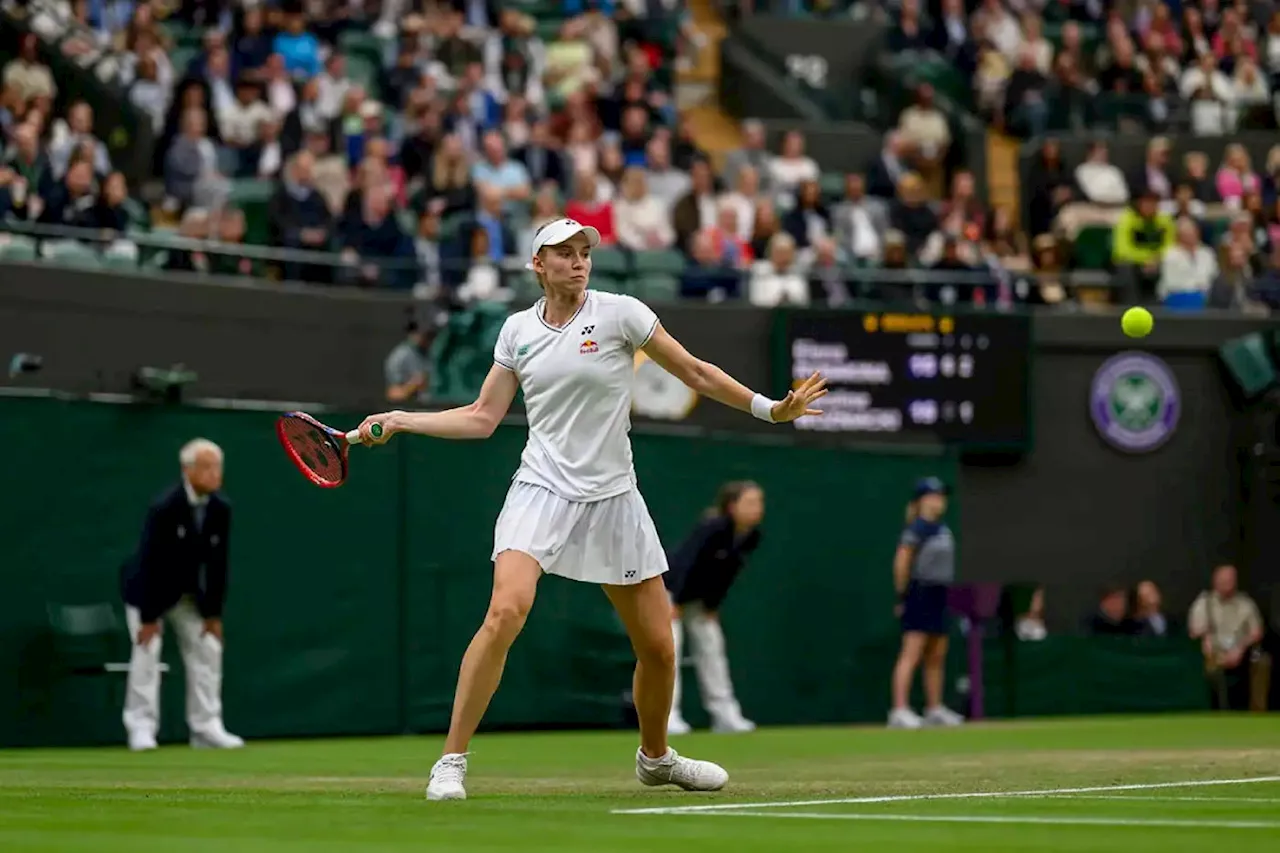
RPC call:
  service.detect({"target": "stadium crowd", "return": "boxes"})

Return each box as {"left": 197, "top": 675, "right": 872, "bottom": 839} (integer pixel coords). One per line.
{"left": 0, "top": 0, "right": 1278, "bottom": 312}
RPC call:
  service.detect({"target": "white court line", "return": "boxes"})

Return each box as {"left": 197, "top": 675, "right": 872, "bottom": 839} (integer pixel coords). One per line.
{"left": 666, "top": 812, "right": 1280, "bottom": 830}
{"left": 1036, "top": 795, "right": 1280, "bottom": 805}
{"left": 611, "top": 775, "right": 1280, "bottom": 815}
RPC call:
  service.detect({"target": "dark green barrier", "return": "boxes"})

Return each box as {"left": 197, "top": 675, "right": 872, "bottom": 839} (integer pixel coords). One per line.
{"left": 2, "top": 396, "right": 402, "bottom": 747}
{"left": 0, "top": 394, "right": 1211, "bottom": 746}
{"left": 983, "top": 635, "right": 1210, "bottom": 718}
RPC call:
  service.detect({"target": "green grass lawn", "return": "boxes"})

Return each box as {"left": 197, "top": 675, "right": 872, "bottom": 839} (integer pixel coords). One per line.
{"left": 3, "top": 714, "right": 1279, "bottom": 851}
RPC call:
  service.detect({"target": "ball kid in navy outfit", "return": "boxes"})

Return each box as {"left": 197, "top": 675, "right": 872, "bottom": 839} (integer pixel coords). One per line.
{"left": 887, "top": 477, "right": 965, "bottom": 729}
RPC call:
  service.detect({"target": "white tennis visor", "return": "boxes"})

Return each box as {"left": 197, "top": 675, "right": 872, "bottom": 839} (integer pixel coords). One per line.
{"left": 524, "top": 218, "right": 601, "bottom": 270}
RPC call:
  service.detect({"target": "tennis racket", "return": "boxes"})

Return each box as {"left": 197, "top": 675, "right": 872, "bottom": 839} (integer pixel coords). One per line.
{"left": 275, "top": 411, "right": 382, "bottom": 488}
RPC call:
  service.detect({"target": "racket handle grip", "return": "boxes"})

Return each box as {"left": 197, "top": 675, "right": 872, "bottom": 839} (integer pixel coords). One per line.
{"left": 345, "top": 423, "right": 384, "bottom": 445}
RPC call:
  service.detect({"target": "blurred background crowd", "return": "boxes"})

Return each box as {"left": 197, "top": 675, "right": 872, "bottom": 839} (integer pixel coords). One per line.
{"left": 1, "top": 0, "right": 1280, "bottom": 313}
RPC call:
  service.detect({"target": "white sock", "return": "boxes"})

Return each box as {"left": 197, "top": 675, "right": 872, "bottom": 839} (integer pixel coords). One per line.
{"left": 639, "top": 747, "right": 674, "bottom": 766}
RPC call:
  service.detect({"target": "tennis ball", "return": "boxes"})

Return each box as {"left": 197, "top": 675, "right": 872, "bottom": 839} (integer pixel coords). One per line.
{"left": 1121, "top": 306, "right": 1153, "bottom": 338}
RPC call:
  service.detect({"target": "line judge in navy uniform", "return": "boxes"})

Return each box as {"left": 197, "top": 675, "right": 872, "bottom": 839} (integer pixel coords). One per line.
{"left": 119, "top": 438, "right": 244, "bottom": 751}
{"left": 663, "top": 481, "right": 764, "bottom": 736}
{"left": 887, "top": 477, "right": 965, "bottom": 730}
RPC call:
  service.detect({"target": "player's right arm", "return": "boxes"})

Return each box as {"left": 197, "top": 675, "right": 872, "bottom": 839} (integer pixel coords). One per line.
{"left": 357, "top": 364, "right": 519, "bottom": 442}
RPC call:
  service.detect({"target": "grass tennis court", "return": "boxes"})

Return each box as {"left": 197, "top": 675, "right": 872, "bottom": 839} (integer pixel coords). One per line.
{"left": 3, "top": 714, "right": 1278, "bottom": 851}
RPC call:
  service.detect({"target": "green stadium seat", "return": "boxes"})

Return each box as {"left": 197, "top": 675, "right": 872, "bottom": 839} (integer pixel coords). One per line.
{"left": 591, "top": 274, "right": 628, "bottom": 294}
{"left": 227, "top": 179, "right": 276, "bottom": 246}
{"left": 337, "top": 30, "right": 389, "bottom": 70}
{"left": 589, "top": 246, "right": 629, "bottom": 277}
{"left": 170, "top": 46, "right": 198, "bottom": 79}
{"left": 42, "top": 240, "right": 104, "bottom": 269}
{"left": 1073, "top": 225, "right": 1112, "bottom": 270}
{"left": 633, "top": 249, "right": 686, "bottom": 276}
{"left": 346, "top": 54, "right": 382, "bottom": 101}
{"left": 819, "top": 172, "right": 845, "bottom": 201}
{"left": 631, "top": 274, "right": 680, "bottom": 302}
{"left": 0, "top": 235, "right": 37, "bottom": 261}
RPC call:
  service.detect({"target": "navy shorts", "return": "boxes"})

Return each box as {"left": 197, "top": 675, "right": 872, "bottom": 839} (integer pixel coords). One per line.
{"left": 901, "top": 581, "right": 950, "bottom": 636}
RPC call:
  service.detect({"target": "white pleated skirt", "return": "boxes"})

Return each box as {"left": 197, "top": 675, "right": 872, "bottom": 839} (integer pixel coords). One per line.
{"left": 491, "top": 480, "right": 669, "bottom": 585}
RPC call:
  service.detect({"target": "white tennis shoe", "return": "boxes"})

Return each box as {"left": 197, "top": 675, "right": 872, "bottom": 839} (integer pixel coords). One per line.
{"left": 635, "top": 747, "right": 728, "bottom": 791}
{"left": 924, "top": 705, "right": 965, "bottom": 727}
{"left": 887, "top": 707, "right": 924, "bottom": 729}
{"left": 426, "top": 753, "right": 468, "bottom": 801}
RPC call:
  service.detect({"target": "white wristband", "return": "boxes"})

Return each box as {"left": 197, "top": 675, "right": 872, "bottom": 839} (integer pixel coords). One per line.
{"left": 750, "top": 393, "right": 777, "bottom": 423}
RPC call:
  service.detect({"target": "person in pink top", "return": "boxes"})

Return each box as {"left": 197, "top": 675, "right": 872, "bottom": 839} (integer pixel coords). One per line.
{"left": 564, "top": 170, "right": 616, "bottom": 244}
{"left": 1216, "top": 144, "right": 1260, "bottom": 208}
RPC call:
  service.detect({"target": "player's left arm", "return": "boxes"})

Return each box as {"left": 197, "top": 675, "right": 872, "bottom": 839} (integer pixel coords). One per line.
{"left": 641, "top": 322, "right": 827, "bottom": 424}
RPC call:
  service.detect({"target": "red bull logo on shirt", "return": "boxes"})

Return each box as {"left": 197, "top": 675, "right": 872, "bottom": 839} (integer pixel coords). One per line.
{"left": 579, "top": 339, "right": 599, "bottom": 355}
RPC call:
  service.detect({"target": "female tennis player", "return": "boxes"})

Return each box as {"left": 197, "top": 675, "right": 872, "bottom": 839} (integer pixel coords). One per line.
{"left": 354, "top": 218, "right": 826, "bottom": 800}
{"left": 665, "top": 480, "right": 764, "bottom": 736}
{"left": 888, "top": 477, "right": 964, "bottom": 729}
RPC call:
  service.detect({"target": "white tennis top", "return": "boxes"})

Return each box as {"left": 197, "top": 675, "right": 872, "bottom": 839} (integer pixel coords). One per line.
{"left": 494, "top": 290, "right": 659, "bottom": 502}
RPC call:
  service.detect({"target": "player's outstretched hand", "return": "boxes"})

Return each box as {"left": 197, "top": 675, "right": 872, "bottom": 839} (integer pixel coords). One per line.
{"left": 357, "top": 412, "right": 401, "bottom": 445}
{"left": 770, "top": 371, "right": 828, "bottom": 423}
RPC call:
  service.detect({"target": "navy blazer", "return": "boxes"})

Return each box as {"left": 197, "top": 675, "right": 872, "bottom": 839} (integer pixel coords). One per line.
{"left": 120, "top": 483, "right": 231, "bottom": 624}
{"left": 664, "top": 515, "right": 762, "bottom": 611}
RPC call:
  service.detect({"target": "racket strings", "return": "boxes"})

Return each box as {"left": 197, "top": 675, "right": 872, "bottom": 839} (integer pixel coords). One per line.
{"left": 281, "top": 418, "right": 344, "bottom": 484}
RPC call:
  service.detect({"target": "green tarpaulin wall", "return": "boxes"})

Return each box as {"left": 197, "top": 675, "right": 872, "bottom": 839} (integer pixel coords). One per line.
{"left": 0, "top": 396, "right": 1206, "bottom": 747}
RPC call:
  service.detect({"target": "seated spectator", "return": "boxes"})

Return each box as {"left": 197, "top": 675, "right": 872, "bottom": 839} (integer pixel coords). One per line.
{"left": 273, "top": 13, "right": 322, "bottom": 81}
{"left": 866, "top": 131, "right": 911, "bottom": 201}
{"left": 268, "top": 151, "right": 334, "bottom": 284}
{"left": 3, "top": 123, "right": 51, "bottom": 218}
{"left": 722, "top": 119, "right": 773, "bottom": 195}
{"left": 1113, "top": 190, "right": 1175, "bottom": 298}
{"left": 343, "top": 185, "right": 414, "bottom": 289}
{"left": 1163, "top": 182, "right": 1207, "bottom": 224}
{"left": 1131, "top": 581, "right": 1173, "bottom": 637}
{"left": 1158, "top": 217, "right": 1219, "bottom": 307}
{"left": 673, "top": 158, "right": 718, "bottom": 254}
{"left": 470, "top": 183, "right": 516, "bottom": 261}
{"left": 164, "top": 208, "right": 213, "bottom": 275}
{"left": 564, "top": 170, "right": 616, "bottom": 245}
{"left": 264, "top": 54, "right": 299, "bottom": 118}
{"left": 1189, "top": 564, "right": 1265, "bottom": 711}
{"left": 597, "top": 144, "right": 625, "bottom": 199}
{"left": 218, "top": 78, "right": 274, "bottom": 172}
{"left": 210, "top": 208, "right": 255, "bottom": 278}
{"left": 985, "top": 208, "right": 1028, "bottom": 273}
{"left": 897, "top": 83, "right": 950, "bottom": 192}
{"left": 1127, "top": 138, "right": 1173, "bottom": 204}
{"left": 681, "top": 228, "right": 742, "bottom": 301}
{"left": 37, "top": 158, "right": 99, "bottom": 233}
{"left": 1209, "top": 243, "right": 1268, "bottom": 310}
{"left": 129, "top": 54, "right": 169, "bottom": 135}
{"left": 644, "top": 137, "right": 690, "bottom": 215}
{"left": 706, "top": 203, "right": 753, "bottom": 269}
{"left": 233, "top": 5, "right": 273, "bottom": 80}
{"left": 49, "top": 101, "right": 110, "bottom": 180}
{"left": 514, "top": 120, "right": 566, "bottom": 192}
{"left": 1016, "top": 586, "right": 1047, "bottom": 641}
{"left": 930, "top": 0, "right": 977, "bottom": 77}
{"left": 1085, "top": 585, "right": 1137, "bottom": 635}
{"left": 749, "top": 232, "right": 808, "bottom": 307}
{"left": 421, "top": 133, "right": 476, "bottom": 219}
{"left": 1230, "top": 56, "right": 1270, "bottom": 118}
{"left": 719, "top": 164, "right": 762, "bottom": 243}
{"left": 617, "top": 105, "right": 651, "bottom": 168}
{"left": 414, "top": 211, "right": 443, "bottom": 296}
{"left": 614, "top": 167, "right": 674, "bottom": 251}
{"left": 889, "top": 0, "right": 931, "bottom": 53}
{"left": 486, "top": 10, "right": 546, "bottom": 110}
{"left": 1181, "top": 151, "right": 1216, "bottom": 203}
{"left": 3, "top": 33, "right": 56, "bottom": 104}
{"left": 889, "top": 172, "right": 939, "bottom": 258}
{"left": 1027, "top": 139, "right": 1072, "bottom": 239}
{"left": 782, "top": 179, "right": 831, "bottom": 250}
{"left": 1217, "top": 144, "right": 1261, "bottom": 209}
{"left": 164, "top": 108, "right": 226, "bottom": 211}
{"left": 939, "top": 170, "right": 988, "bottom": 239}
{"left": 1075, "top": 141, "right": 1128, "bottom": 206}
{"left": 458, "top": 226, "right": 506, "bottom": 303}
{"left": 832, "top": 173, "right": 886, "bottom": 265}
{"left": 748, "top": 199, "right": 781, "bottom": 260}
{"left": 1218, "top": 212, "right": 1262, "bottom": 274}
{"left": 301, "top": 130, "right": 350, "bottom": 216}
{"left": 808, "top": 237, "right": 852, "bottom": 305}
{"left": 472, "top": 130, "right": 531, "bottom": 208}
{"left": 767, "top": 130, "right": 819, "bottom": 201}
{"left": 973, "top": 0, "right": 1022, "bottom": 61}
{"left": 94, "top": 171, "right": 133, "bottom": 235}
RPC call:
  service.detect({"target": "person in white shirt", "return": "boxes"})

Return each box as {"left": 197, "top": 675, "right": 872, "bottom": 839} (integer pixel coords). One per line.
{"left": 748, "top": 232, "right": 810, "bottom": 306}
{"left": 614, "top": 167, "right": 676, "bottom": 250}
{"left": 353, "top": 218, "right": 827, "bottom": 801}
{"left": 767, "top": 130, "right": 819, "bottom": 199}
{"left": 218, "top": 79, "right": 275, "bottom": 150}
{"left": 1074, "top": 141, "right": 1129, "bottom": 206}
{"left": 719, "top": 164, "right": 762, "bottom": 242}
{"left": 1158, "top": 217, "right": 1219, "bottom": 301}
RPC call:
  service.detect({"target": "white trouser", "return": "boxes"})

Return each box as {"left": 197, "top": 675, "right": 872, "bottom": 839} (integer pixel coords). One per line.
{"left": 123, "top": 598, "right": 226, "bottom": 738}
{"left": 670, "top": 602, "right": 746, "bottom": 727}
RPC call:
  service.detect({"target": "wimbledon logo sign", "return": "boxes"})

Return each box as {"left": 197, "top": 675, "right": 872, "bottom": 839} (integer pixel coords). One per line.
{"left": 1089, "top": 351, "right": 1181, "bottom": 453}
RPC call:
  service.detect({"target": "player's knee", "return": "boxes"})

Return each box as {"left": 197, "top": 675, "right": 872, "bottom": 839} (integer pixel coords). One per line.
{"left": 637, "top": 631, "right": 677, "bottom": 671}
{"left": 482, "top": 599, "right": 530, "bottom": 641}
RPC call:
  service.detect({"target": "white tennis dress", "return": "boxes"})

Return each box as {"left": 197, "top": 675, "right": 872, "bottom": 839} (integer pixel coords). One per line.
{"left": 490, "top": 289, "right": 668, "bottom": 585}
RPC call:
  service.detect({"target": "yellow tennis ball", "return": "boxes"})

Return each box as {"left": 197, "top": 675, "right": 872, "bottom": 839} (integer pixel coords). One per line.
{"left": 1121, "top": 307, "right": 1153, "bottom": 338}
